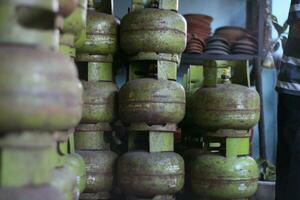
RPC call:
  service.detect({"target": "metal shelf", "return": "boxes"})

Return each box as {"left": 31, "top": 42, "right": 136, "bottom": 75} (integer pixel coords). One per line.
{"left": 181, "top": 53, "right": 258, "bottom": 65}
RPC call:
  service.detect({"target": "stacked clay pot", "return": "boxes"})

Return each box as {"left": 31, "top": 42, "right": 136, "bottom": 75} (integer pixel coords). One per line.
{"left": 0, "top": 1, "right": 83, "bottom": 200}
{"left": 184, "top": 14, "right": 213, "bottom": 53}
{"left": 74, "top": 1, "right": 118, "bottom": 200}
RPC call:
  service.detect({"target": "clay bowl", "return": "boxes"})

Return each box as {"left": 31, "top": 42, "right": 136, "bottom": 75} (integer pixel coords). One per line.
{"left": 232, "top": 40, "right": 257, "bottom": 49}
{"left": 204, "top": 49, "right": 229, "bottom": 55}
{"left": 214, "top": 26, "right": 249, "bottom": 43}
{"left": 232, "top": 46, "right": 258, "bottom": 54}
{"left": 240, "top": 35, "right": 258, "bottom": 44}
{"left": 232, "top": 49, "right": 257, "bottom": 55}
{"left": 206, "top": 36, "right": 230, "bottom": 46}
{"left": 184, "top": 14, "right": 213, "bottom": 24}
{"left": 205, "top": 45, "right": 230, "bottom": 53}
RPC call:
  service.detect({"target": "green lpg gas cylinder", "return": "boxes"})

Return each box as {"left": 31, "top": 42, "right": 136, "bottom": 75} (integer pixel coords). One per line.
{"left": 193, "top": 83, "right": 260, "bottom": 130}
{"left": 77, "top": 150, "right": 118, "bottom": 198}
{"left": 190, "top": 154, "right": 258, "bottom": 199}
{"left": 81, "top": 81, "right": 118, "bottom": 123}
{"left": 117, "top": 151, "right": 185, "bottom": 198}
{"left": 119, "top": 78, "right": 186, "bottom": 125}
{"left": 0, "top": 45, "right": 83, "bottom": 132}
{"left": 0, "top": 0, "right": 59, "bottom": 49}
{"left": 120, "top": 8, "right": 186, "bottom": 56}
{"left": 193, "top": 61, "right": 260, "bottom": 131}
{"left": 76, "top": 9, "right": 118, "bottom": 55}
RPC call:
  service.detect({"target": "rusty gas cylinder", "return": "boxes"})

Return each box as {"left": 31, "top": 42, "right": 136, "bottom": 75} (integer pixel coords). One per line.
{"left": 190, "top": 154, "right": 258, "bottom": 199}
{"left": 117, "top": 151, "right": 184, "bottom": 198}
{"left": 76, "top": 9, "right": 118, "bottom": 55}
{"left": 59, "top": 0, "right": 77, "bottom": 18}
{"left": 0, "top": 185, "right": 64, "bottom": 200}
{"left": 0, "top": 0, "right": 59, "bottom": 50}
{"left": 0, "top": 45, "right": 82, "bottom": 132}
{"left": 77, "top": 150, "right": 118, "bottom": 198}
{"left": 193, "top": 83, "right": 260, "bottom": 130}
{"left": 193, "top": 62, "right": 260, "bottom": 131}
{"left": 119, "top": 78, "right": 186, "bottom": 125}
{"left": 81, "top": 81, "right": 118, "bottom": 123}
{"left": 120, "top": 8, "right": 187, "bottom": 56}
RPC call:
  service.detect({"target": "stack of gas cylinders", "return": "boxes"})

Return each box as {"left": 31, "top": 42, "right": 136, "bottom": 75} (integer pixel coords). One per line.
{"left": 74, "top": 0, "right": 118, "bottom": 199}
{"left": 117, "top": 0, "right": 187, "bottom": 199}
{"left": 183, "top": 60, "right": 260, "bottom": 200}
{"left": 0, "top": 1, "right": 261, "bottom": 200}
{"left": 0, "top": 0, "right": 85, "bottom": 200}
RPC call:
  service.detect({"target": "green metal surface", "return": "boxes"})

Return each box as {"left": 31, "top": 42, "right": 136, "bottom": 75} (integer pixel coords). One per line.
{"left": 205, "top": 136, "right": 250, "bottom": 158}
{"left": 76, "top": 10, "right": 118, "bottom": 55}
{"left": 127, "top": 132, "right": 174, "bottom": 152}
{"left": 0, "top": 132, "right": 55, "bottom": 187}
{"left": 75, "top": 130, "right": 109, "bottom": 150}
{"left": 59, "top": 33, "right": 76, "bottom": 58}
{"left": 149, "top": 132, "right": 174, "bottom": 152}
{"left": 204, "top": 130, "right": 251, "bottom": 157}
{"left": 76, "top": 54, "right": 113, "bottom": 81}
{"left": 120, "top": 8, "right": 187, "bottom": 56}
{"left": 64, "top": 0, "right": 88, "bottom": 47}
{"left": 119, "top": 78, "right": 186, "bottom": 125}
{"left": 77, "top": 150, "right": 118, "bottom": 195}
{"left": 0, "top": 45, "right": 83, "bottom": 132}
{"left": 190, "top": 154, "right": 258, "bottom": 199}
{"left": 88, "top": 62, "right": 113, "bottom": 81}
{"left": 0, "top": 0, "right": 59, "bottom": 50}
{"left": 117, "top": 151, "right": 185, "bottom": 197}
{"left": 81, "top": 81, "right": 118, "bottom": 123}
{"left": 65, "top": 153, "right": 87, "bottom": 194}
{"left": 65, "top": 133, "right": 87, "bottom": 194}
{"left": 55, "top": 141, "right": 69, "bottom": 168}
{"left": 75, "top": 124, "right": 110, "bottom": 150}
{"left": 129, "top": 59, "right": 178, "bottom": 81}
